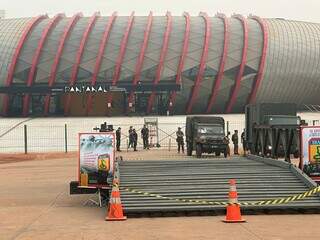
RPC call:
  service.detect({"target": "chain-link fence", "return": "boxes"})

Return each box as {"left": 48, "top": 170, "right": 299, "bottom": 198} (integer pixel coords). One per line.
{"left": 0, "top": 120, "right": 247, "bottom": 153}
{"left": 0, "top": 116, "right": 318, "bottom": 154}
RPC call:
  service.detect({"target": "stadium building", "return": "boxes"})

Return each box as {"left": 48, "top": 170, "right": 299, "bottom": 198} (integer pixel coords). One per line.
{"left": 0, "top": 12, "right": 319, "bottom": 116}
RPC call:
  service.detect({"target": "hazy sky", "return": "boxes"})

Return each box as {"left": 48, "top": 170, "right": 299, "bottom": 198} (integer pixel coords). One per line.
{"left": 1, "top": 0, "right": 320, "bottom": 23}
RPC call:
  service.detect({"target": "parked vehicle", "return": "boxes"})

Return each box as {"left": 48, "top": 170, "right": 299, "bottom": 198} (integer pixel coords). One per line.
{"left": 186, "top": 116, "right": 227, "bottom": 158}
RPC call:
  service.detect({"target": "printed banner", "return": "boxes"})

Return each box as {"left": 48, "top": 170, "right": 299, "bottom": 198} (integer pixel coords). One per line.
{"left": 301, "top": 126, "right": 320, "bottom": 167}
{"left": 78, "top": 133, "right": 115, "bottom": 187}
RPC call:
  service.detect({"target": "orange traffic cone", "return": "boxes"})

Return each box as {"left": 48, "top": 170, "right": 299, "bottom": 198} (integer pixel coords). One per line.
{"left": 223, "top": 179, "right": 246, "bottom": 223}
{"left": 106, "top": 181, "right": 127, "bottom": 221}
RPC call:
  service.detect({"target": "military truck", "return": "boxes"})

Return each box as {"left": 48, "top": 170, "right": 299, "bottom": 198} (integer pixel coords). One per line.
{"left": 186, "top": 116, "right": 227, "bottom": 158}
{"left": 245, "top": 103, "right": 301, "bottom": 160}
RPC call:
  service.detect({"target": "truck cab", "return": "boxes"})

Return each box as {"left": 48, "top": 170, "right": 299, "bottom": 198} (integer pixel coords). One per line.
{"left": 186, "top": 116, "right": 227, "bottom": 158}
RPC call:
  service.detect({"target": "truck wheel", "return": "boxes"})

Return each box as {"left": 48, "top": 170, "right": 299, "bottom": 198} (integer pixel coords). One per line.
{"left": 187, "top": 143, "right": 192, "bottom": 156}
{"left": 224, "top": 150, "right": 228, "bottom": 158}
{"left": 215, "top": 151, "right": 221, "bottom": 157}
{"left": 196, "top": 144, "right": 202, "bottom": 158}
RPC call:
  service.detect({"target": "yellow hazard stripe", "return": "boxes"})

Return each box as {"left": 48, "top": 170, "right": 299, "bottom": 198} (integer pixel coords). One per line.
{"left": 122, "top": 187, "right": 226, "bottom": 205}
{"left": 118, "top": 185, "right": 320, "bottom": 206}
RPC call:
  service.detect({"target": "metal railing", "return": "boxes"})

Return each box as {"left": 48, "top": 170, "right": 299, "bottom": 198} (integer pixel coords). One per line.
{"left": 0, "top": 118, "right": 317, "bottom": 154}
{"left": 0, "top": 120, "right": 245, "bottom": 153}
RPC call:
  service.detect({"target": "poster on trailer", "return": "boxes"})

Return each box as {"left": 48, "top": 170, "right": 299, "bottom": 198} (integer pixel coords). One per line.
{"left": 78, "top": 133, "right": 115, "bottom": 187}
{"left": 300, "top": 126, "right": 320, "bottom": 168}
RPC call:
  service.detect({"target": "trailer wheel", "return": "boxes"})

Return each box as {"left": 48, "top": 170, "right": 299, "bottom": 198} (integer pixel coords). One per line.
{"left": 196, "top": 144, "right": 202, "bottom": 158}
{"left": 187, "top": 143, "right": 192, "bottom": 156}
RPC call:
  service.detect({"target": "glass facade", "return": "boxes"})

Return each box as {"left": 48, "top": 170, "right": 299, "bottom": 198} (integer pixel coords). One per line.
{"left": 1, "top": 14, "right": 318, "bottom": 116}
{"left": 0, "top": 18, "right": 32, "bottom": 114}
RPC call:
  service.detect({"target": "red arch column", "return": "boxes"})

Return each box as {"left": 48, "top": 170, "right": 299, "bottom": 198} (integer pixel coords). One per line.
{"left": 44, "top": 13, "right": 83, "bottom": 115}
{"left": 106, "top": 12, "right": 135, "bottom": 112}
{"left": 168, "top": 12, "right": 190, "bottom": 113}
{"left": 225, "top": 14, "right": 248, "bottom": 113}
{"left": 86, "top": 12, "right": 117, "bottom": 115}
{"left": 64, "top": 12, "right": 100, "bottom": 116}
{"left": 247, "top": 15, "right": 268, "bottom": 104}
{"left": 186, "top": 12, "right": 211, "bottom": 114}
{"left": 127, "top": 11, "right": 153, "bottom": 111}
{"left": 2, "top": 15, "right": 47, "bottom": 116}
{"left": 22, "top": 13, "right": 65, "bottom": 117}
{"left": 146, "top": 12, "right": 172, "bottom": 114}
{"left": 205, "top": 13, "right": 230, "bottom": 113}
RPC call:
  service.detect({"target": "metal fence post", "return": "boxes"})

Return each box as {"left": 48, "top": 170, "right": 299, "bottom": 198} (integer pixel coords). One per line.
{"left": 24, "top": 125, "right": 27, "bottom": 154}
{"left": 64, "top": 124, "right": 68, "bottom": 153}
{"left": 126, "top": 139, "right": 129, "bottom": 152}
